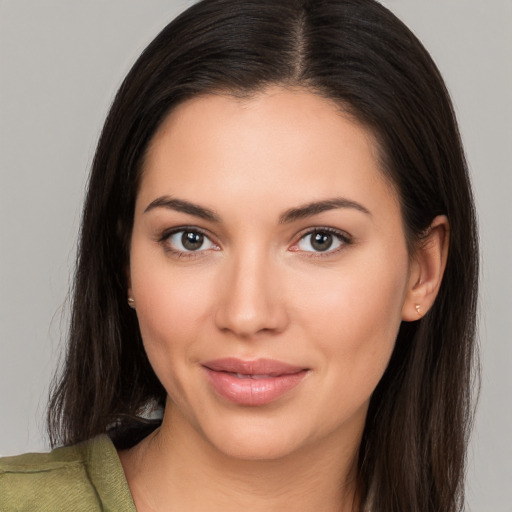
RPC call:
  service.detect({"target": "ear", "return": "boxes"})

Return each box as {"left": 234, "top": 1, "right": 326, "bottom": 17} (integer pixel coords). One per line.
{"left": 126, "top": 265, "right": 136, "bottom": 308}
{"left": 126, "top": 264, "right": 132, "bottom": 295}
{"left": 401, "top": 215, "right": 449, "bottom": 321}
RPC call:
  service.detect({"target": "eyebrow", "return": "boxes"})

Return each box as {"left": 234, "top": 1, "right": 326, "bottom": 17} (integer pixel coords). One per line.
{"left": 144, "top": 195, "right": 371, "bottom": 223}
{"left": 279, "top": 198, "right": 371, "bottom": 224}
{"left": 144, "top": 196, "right": 221, "bottom": 222}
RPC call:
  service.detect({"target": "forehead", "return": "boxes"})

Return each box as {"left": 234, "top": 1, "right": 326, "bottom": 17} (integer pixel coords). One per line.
{"left": 138, "top": 87, "right": 398, "bottom": 220}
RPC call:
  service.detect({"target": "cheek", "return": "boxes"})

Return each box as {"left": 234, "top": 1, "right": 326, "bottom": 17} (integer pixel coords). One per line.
{"left": 130, "top": 265, "right": 220, "bottom": 408}
{"left": 284, "top": 257, "right": 408, "bottom": 435}
{"left": 129, "top": 247, "right": 217, "bottom": 371}
{"left": 291, "top": 247, "right": 409, "bottom": 382}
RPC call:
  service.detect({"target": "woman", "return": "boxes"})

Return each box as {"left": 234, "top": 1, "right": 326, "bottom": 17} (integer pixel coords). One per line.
{"left": 0, "top": 0, "right": 478, "bottom": 511}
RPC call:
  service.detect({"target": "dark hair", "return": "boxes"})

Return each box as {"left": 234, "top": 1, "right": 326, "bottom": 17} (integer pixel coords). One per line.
{"left": 48, "top": 1, "right": 479, "bottom": 511}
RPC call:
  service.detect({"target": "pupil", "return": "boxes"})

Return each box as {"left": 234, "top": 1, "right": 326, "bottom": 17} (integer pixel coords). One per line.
{"left": 311, "top": 232, "right": 332, "bottom": 251}
{"left": 182, "top": 231, "right": 204, "bottom": 251}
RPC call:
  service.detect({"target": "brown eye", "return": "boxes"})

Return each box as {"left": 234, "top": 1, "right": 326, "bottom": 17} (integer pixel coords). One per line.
{"left": 165, "top": 229, "right": 216, "bottom": 253}
{"left": 311, "top": 232, "right": 333, "bottom": 251}
{"left": 296, "top": 229, "right": 348, "bottom": 254}
{"left": 182, "top": 231, "right": 204, "bottom": 251}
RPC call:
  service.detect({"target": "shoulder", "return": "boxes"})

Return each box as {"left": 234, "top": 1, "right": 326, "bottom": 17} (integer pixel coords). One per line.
{"left": 0, "top": 440, "right": 98, "bottom": 511}
{"left": 0, "top": 435, "right": 136, "bottom": 512}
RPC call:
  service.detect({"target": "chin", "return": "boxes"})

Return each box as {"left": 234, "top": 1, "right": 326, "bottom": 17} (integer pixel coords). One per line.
{"left": 195, "top": 411, "right": 324, "bottom": 463}
{"left": 211, "top": 430, "right": 306, "bottom": 462}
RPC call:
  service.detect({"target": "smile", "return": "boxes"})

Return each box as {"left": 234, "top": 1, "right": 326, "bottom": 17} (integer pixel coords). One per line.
{"left": 202, "top": 358, "right": 309, "bottom": 406}
{"left": 230, "top": 373, "right": 276, "bottom": 380}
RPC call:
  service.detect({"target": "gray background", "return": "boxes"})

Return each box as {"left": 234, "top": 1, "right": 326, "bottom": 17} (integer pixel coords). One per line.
{"left": 1, "top": 1, "right": 511, "bottom": 510}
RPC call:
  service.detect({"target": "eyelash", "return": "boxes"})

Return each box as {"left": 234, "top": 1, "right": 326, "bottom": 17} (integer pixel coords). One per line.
{"left": 158, "top": 226, "right": 352, "bottom": 258}
{"left": 291, "top": 227, "right": 352, "bottom": 258}
{"left": 158, "top": 226, "right": 218, "bottom": 258}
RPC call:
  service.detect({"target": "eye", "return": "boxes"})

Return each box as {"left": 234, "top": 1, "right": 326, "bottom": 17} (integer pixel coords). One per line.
{"left": 164, "top": 229, "right": 217, "bottom": 253}
{"left": 295, "top": 229, "right": 349, "bottom": 253}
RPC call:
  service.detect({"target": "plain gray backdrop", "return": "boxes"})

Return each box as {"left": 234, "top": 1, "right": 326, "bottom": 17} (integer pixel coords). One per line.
{"left": 1, "top": 1, "right": 511, "bottom": 510}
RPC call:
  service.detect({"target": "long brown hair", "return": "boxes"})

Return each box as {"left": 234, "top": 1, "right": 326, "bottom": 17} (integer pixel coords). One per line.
{"left": 48, "top": 1, "right": 479, "bottom": 511}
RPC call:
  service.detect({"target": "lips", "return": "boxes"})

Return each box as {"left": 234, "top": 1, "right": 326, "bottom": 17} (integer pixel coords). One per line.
{"left": 202, "top": 358, "right": 308, "bottom": 406}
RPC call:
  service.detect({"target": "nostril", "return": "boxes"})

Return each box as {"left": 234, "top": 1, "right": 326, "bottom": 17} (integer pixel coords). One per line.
{"left": 213, "top": 259, "right": 289, "bottom": 337}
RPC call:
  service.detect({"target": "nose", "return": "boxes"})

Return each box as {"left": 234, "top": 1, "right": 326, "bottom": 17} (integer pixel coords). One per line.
{"left": 214, "top": 248, "right": 289, "bottom": 338}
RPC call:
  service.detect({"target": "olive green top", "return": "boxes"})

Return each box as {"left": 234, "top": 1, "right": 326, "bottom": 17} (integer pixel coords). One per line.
{"left": 0, "top": 435, "right": 136, "bottom": 511}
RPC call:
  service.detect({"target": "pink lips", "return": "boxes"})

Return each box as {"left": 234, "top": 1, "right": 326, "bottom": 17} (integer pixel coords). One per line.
{"left": 202, "top": 358, "right": 308, "bottom": 406}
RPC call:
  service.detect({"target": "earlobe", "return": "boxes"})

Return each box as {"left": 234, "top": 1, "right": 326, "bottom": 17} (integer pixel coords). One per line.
{"left": 126, "top": 265, "right": 136, "bottom": 308}
{"left": 401, "top": 215, "right": 449, "bottom": 321}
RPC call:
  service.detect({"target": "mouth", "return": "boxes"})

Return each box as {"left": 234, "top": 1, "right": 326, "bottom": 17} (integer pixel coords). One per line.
{"left": 201, "top": 358, "right": 309, "bottom": 406}
{"left": 222, "top": 372, "right": 282, "bottom": 380}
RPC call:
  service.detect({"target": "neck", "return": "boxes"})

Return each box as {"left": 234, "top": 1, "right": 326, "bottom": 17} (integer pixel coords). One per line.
{"left": 120, "top": 407, "right": 362, "bottom": 512}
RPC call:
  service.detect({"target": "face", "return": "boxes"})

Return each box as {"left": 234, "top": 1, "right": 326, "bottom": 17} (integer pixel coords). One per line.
{"left": 129, "top": 87, "right": 412, "bottom": 461}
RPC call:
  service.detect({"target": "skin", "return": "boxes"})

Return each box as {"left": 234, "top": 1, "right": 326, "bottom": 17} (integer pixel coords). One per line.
{"left": 121, "top": 86, "right": 449, "bottom": 512}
